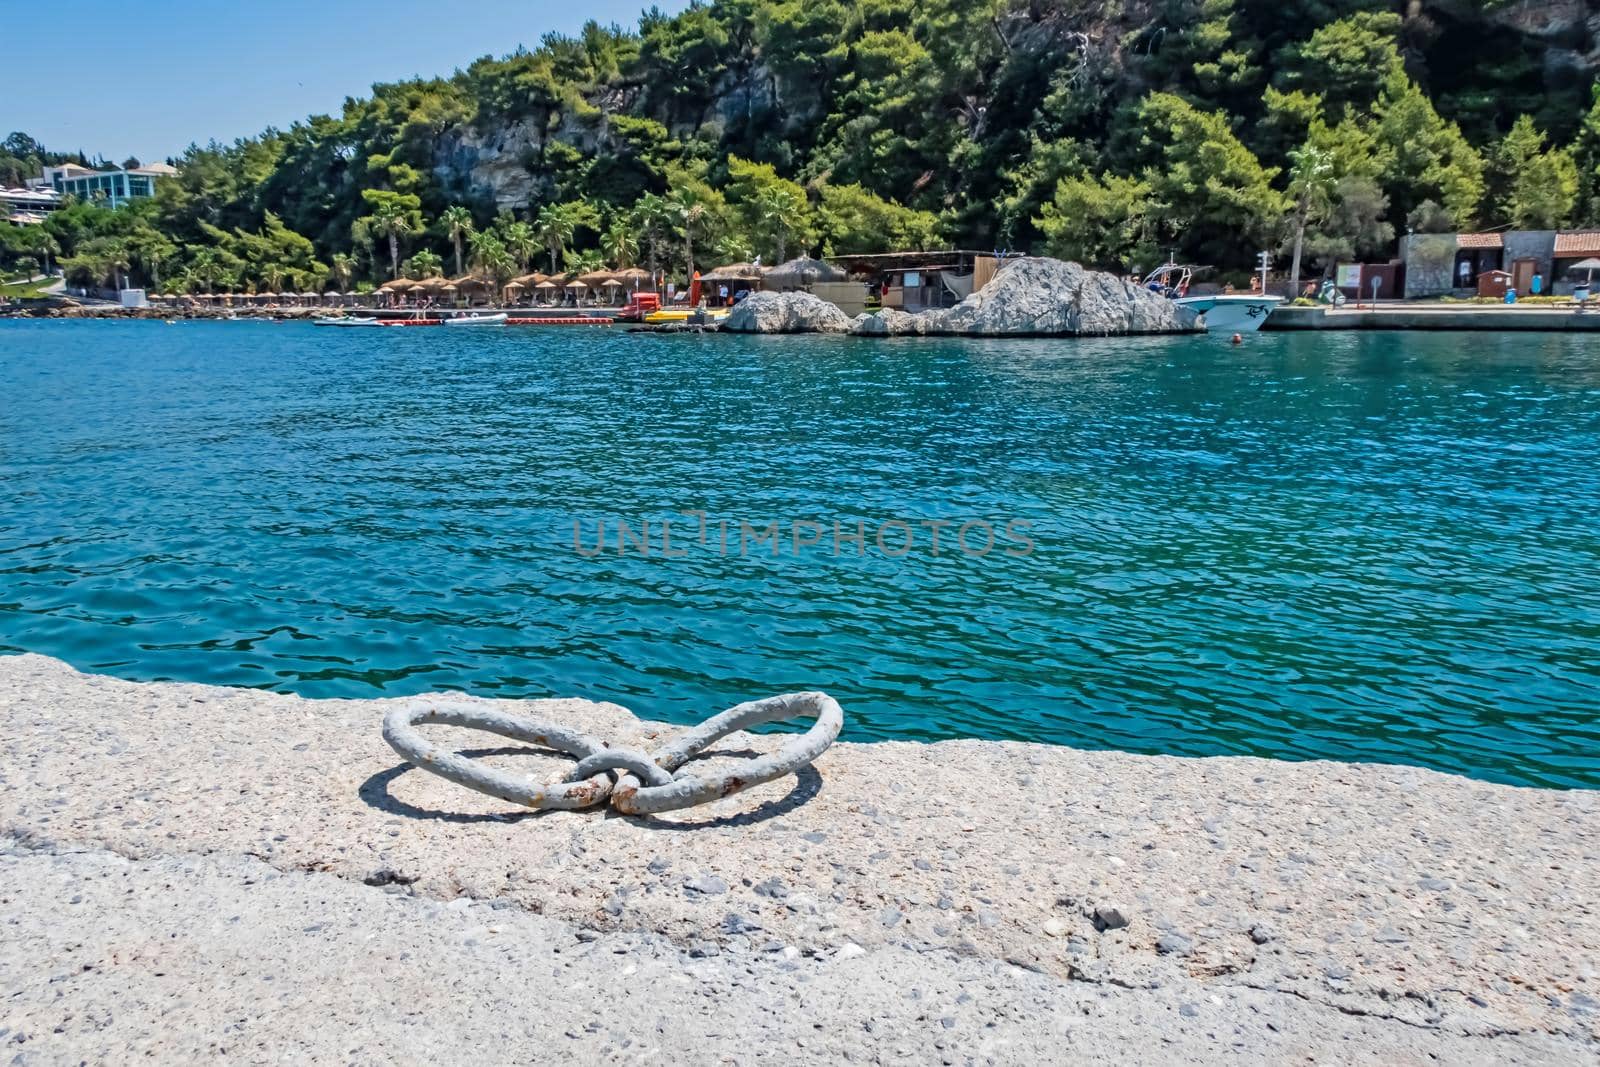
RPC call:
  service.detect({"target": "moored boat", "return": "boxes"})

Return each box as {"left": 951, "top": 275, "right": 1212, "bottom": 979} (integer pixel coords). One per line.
{"left": 1174, "top": 293, "right": 1283, "bottom": 332}
{"left": 315, "top": 315, "right": 385, "bottom": 327}
{"left": 642, "top": 307, "right": 728, "bottom": 325}
{"left": 1141, "top": 262, "right": 1281, "bottom": 332}
{"left": 443, "top": 312, "right": 507, "bottom": 327}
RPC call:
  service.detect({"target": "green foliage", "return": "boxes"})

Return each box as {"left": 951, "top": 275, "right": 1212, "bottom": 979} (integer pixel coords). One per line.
{"left": 1276, "top": 13, "right": 1404, "bottom": 123}
{"left": 725, "top": 156, "right": 816, "bottom": 262}
{"left": 1035, "top": 173, "right": 1157, "bottom": 270}
{"left": 404, "top": 249, "right": 444, "bottom": 278}
{"left": 1490, "top": 115, "right": 1577, "bottom": 229}
{"left": 1374, "top": 75, "right": 1485, "bottom": 230}
{"left": 816, "top": 182, "right": 942, "bottom": 255}
{"left": 1131, "top": 93, "right": 1284, "bottom": 263}
{"left": 3, "top": 0, "right": 1589, "bottom": 281}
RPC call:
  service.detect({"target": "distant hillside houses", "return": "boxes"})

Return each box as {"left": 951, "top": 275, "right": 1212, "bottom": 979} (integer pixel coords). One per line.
{"left": 0, "top": 185, "right": 61, "bottom": 224}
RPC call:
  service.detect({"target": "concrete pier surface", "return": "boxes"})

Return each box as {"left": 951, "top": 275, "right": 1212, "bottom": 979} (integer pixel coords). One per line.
{"left": 1267, "top": 302, "right": 1600, "bottom": 330}
{"left": 2, "top": 654, "right": 1597, "bottom": 1064}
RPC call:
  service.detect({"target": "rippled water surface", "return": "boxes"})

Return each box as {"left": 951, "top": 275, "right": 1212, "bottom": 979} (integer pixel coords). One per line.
{"left": 3, "top": 320, "right": 1598, "bottom": 786}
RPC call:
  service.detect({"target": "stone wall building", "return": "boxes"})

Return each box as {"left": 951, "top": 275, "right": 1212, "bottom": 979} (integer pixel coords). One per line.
{"left": 1402, "top": 230, "right": 1569, "bottom": 297}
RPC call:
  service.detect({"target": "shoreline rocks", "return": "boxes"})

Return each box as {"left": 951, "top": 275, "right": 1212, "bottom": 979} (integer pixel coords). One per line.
{"left": 724, "top": 290, "right": 855, "bottom": 333}
{"left": 724, "top": 258, "right": 1201, "bottom": 337}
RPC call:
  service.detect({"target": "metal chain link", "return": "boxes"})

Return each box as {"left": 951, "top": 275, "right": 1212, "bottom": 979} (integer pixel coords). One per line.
{"left": 381, "top": 692, "right": 843, "bottom": 816}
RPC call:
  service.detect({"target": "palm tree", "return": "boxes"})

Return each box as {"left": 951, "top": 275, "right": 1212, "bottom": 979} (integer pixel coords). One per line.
{"left": 756, "top": 186, "right": 805, "bottom": 264}
{"left": 134, "top": 235, "right": 176, "bottom": 289}
{"left": 1284, "top": 143, "right": 1336, "bottom": 298}
{"left": 467, "top": 229, "right": 505, "bottom": 276}
{"left": 667, "top": 189, "right": 712, "bottom": 280}
{"left": 30, "top": 230, "right": 60, "bottom": 276}
{"left": 602, "top": 220, "right": 638, "bottom": 269}
{"left": 103, "top": 241, "right": 132, "bottom": 291}
{"left": 441, "top": 205, "right": 473, "bottom": 277}
{"left": 405, "top": 249, "right": 444, "bottom": 278}
{"left": 354, "top": 198, "right": 417, "bottom": 280}
{"left": 534, "top": 203, "right": 579, "bottom": 275}
{"left": 630, "top": 193, "right": 673, "bottom": 283}
{"left": 330, "top": 252, "right": 355, "bottom": 291}
{"left": 190, "top": 248, "right": 225, "bottom": 293}
{"left": 501, "top": 220, "right": 538, "bottom": 273}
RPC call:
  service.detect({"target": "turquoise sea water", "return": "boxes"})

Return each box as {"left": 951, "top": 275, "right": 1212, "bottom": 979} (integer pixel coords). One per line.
{"left": 2, "top": 319, "right": 1597, "bottom": 787}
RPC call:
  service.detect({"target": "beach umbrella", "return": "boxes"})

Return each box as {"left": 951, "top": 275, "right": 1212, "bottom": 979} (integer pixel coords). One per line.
{"left": 700, "top": 262, "right": 763, "bottom": 283}
{"left": 762, "top": 256, "right": 846, "bottom": 289}
{"left": 1566, "top": 257, "right": 1600, "bottom": 284}
{"left": 578, "top": 270, "right": 616, "bottom": 288}
{"left": 380, "top": 278, "right": 419, "bottom": 292}
{"left": 535, "top": 280, "right": 560, "bottom": 290}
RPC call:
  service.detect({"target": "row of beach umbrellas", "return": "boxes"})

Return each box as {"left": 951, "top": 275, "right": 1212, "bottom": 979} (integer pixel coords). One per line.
{"left": 379, "top": 267, "right": 657, "bottom": 295}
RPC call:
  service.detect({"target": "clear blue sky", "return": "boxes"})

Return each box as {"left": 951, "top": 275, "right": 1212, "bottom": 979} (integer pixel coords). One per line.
{"left": 9, "top": 0, "right": 678, "bottom": 163}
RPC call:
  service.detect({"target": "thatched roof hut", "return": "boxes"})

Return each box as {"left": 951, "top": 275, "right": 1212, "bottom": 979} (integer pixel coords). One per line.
{"left": 699, "top": 262, "right": 764, "bottom": 283}
{"left": 578, "top": 270, "right": 617, "bottom": 288}
{"left": 762, "top": 256, "right": 847, "bottom": 289}
{"left": 379, "top": 278, "right": 419, "bottom": 292}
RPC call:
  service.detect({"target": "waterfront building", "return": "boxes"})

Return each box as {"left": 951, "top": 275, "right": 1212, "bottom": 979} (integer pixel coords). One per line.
{"left": 1400, "top": 230, "right": 1565, "bottom": 297}
{"left": 40, "top": 161, "right": 177, "bottom": 208}
{"left": 0, "top": 185, "right": 62, "bottom": 223}
{"left": 827, "top": 251, "right": 1005, "bottom": 313}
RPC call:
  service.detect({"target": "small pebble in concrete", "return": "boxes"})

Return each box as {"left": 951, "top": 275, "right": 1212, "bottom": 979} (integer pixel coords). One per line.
{"left": 1093, "top": 904, "right": 1131, "bottom": 931}
{"left": 1156, "top": 933, "right": 1193, "bottom": 957}
{"left": 684, "top": 874, "right": 728, "bottom": 897}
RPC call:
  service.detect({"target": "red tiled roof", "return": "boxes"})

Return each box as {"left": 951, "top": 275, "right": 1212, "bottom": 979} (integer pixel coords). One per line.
{"left": 1555, "top": 231, "right": 1600, "bottom": 256}
{"left": 1456, "top": 233, "right": 1503, "bottom": 249}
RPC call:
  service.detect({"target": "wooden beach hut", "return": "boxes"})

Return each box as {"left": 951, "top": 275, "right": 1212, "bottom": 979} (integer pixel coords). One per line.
{"left": 699, "top": 262, "right": 764, "bottom": 306}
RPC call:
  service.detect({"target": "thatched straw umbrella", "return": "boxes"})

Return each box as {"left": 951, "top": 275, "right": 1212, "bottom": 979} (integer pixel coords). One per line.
{"left": 762, "top": 256, "right": 846, "bottom": 290}
{"left": 578, "top": 269, "right": 617, "bottom": 290}
{"left": 699, "top": 262, "right": 764, "bottom": 283}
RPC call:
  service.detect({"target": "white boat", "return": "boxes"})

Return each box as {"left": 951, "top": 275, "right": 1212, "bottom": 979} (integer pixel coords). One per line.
{"left": 444, "top": 312, "right": 507, "bottom": 327}
{"left": 1174, "top": 294, "right": 1283, "bottom": 332}
{"left": 315, "top": 315, "right": 385, "bottom": 327}
{"left": 1141, "top": 262, "right": 1281, "bottom": 332}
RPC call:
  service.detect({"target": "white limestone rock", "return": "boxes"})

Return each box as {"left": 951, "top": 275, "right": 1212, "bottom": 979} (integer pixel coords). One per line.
{"left": 928, "top": 257, "right": 1196, "bottom": 336}
{"left": 842, "top": 257, "right": 1197, "bottom": 337}
{"left": 851, "top": 308, "right": 930, "bottom": 336}
{"left": 724, "top": 291, "right": 855, "bottom": 334}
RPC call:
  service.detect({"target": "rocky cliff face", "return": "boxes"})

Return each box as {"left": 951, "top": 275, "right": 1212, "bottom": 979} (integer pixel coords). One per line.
{"left": 726, "top": 259, "right": 1199, "bottom": 336}
{"left": 428, "top": 2, "right": 1600, "bottom": 215}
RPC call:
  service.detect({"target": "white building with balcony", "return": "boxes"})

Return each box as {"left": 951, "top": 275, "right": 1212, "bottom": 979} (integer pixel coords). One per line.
{"left": 38, "top": 161, "right": 178, "bottom": 208}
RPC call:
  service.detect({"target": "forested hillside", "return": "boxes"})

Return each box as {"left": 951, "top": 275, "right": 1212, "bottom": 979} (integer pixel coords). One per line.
{"left": 6, "top": 0, "right": 1600, "bottom": 292}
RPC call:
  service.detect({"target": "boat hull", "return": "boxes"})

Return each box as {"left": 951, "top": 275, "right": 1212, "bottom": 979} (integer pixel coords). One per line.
{"left": 1175, "top": 295, "right": 1282, "bottom": 332}
{"left": 444, "top": 313, "right": 507, "bottom": 327}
